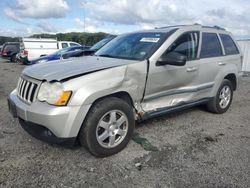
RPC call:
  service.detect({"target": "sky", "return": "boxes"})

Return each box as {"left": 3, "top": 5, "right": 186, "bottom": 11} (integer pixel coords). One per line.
{"left": 0, "top": 0, "right": 250, "bottom": 39}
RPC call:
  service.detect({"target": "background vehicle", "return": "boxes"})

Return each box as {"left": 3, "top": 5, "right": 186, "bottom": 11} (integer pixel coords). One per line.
{"left": 20, "top": 38, "right": 85, "bottom": 64}
{"left": 8, "top": 25, "right": 242, "bottom": 157}
{"left": 58, "top": 41, "right": 82, "bottom": 49}
{"left": 0, "top": 45, "right": 2, "bottom": 56}
{"left": 62, "top": 36, "right": 116, "bottom": 59}
{"left": 20, "top": 38, "right": 58, "bottom": 64}
{"left": 31, "top": 46, "right": 88, "bottom": 64}
{"left": 1, "top": 42, "right": 20, "bottom": 62}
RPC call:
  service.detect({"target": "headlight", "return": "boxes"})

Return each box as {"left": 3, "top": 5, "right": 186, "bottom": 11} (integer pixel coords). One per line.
{"left": 37, "top": 82, "right": 72, "bottom": 106}
{"left": 38, "top": 59, "right": 48, "bottom": 64}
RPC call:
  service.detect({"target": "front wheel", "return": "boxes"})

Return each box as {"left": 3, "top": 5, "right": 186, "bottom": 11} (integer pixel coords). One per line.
{"left": 207, "top": 79, "right": 233, "bottom": 114}
{"left": 79, "top": 97, "right": 135, "bottom": 157}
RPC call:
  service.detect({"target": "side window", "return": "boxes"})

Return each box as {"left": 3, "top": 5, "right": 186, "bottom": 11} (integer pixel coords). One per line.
{"left": 200, "top": 33, "right": 222, "bottom": 58}
{"left": 62, "top": 43, "right": 68, "bottom": 48}
{"left": 163, "top": 32, "right": 199, "bottom": 60}
{"left": 70, "top": 43, "right": 79, "bottom": 47}
{"left": 219, "top": 34, "right": 239, "bottom": 55}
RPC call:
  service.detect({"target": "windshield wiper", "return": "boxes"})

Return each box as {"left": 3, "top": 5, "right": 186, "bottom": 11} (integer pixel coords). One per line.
{"left": 97, "top": 54, "right": 115, "bottom": 58}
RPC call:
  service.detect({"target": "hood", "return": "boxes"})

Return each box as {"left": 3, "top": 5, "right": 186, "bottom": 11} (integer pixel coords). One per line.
{"left": 23, "top": 56, "right": 139, "bottom": 81}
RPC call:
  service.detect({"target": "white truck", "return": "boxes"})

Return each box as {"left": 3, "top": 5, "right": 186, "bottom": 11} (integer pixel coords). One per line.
{"left": 20, "top": 38, "right": 81, "bottom": 64}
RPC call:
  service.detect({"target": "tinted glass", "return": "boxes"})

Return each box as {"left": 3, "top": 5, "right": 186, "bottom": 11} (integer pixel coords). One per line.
{"left": 4, "top": 44, "right": 18, "bottom": 52}
{"left": 220, "top": 34, "right": 239, "bottom": 55}
{"left": 163, "top": 32, "right": 199, "bottom": 60}
{"left": 90, "top": 38, "right": 113, "bottom": 51}
{"left": 53, "top": 47, "right": 83, "bottom": 55}
{"left": 200, "top": 33, "right": 222, "bottom": 58}
{"left": 53, "top": 47, "right": 71, "bottom": 55}
{"left": 62, "top": 43, "right": 68, "bottom": 48}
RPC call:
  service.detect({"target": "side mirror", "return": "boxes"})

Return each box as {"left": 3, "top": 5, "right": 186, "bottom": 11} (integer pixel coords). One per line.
{"left": 156, "top": 52, "right": 187, "bottom": 66}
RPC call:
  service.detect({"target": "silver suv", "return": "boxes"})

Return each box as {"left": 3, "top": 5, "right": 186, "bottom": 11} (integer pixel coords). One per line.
{"left": 8, "top": 25, "right": 242, "bottom": 157}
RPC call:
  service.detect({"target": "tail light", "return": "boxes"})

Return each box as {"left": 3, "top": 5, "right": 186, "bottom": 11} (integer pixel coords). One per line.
{"left": 23, "top": 50, "right": 28, "bottom": 56}
{"left": 2, "top": 49, "right": 7, "bottom": 56}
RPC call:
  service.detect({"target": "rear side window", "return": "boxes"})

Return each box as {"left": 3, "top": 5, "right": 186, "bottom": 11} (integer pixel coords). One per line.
{"left": 200, "top": 33, "right": 222, "bottom": 58}
{"left": 70, "top": 43, "right": 79, "bottom": 47}
{"left": 163, "top": 32, "right": 199, "bottom": 60}
{"left": 62, "top": 43, "right": 68, "bottom": 48}
{"left": 219, "top": 34, "right": 239, "bottom": 55}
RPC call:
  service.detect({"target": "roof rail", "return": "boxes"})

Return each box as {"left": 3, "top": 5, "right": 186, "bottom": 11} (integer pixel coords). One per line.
{"left": 155, "top": 24, "right": 225, "bottom": 31}
{"left": 155, "top": 25, "right": 189, "bottom": 29}
{"left": 201, "top": 25, "right": 225, "bottom": 30}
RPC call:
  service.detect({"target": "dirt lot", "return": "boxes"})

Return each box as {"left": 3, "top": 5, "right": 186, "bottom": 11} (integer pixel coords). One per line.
{"left": 0, "top": 59, "right": 249, "bottom": 188}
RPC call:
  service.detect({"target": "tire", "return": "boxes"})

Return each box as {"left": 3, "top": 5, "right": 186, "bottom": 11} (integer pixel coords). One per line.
{"left": 10, "top": 54, "right": 16, "bottom": 62}
{"left": 207, "top": 79, "right": 233, "bottom": 114}
{"left": 79, "top": 97, "right": 135, "bottom": 157}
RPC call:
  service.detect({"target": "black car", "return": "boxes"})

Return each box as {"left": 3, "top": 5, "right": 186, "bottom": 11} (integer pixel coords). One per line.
{"left": 1, "top": 42, "right": 20, "bottom": 62}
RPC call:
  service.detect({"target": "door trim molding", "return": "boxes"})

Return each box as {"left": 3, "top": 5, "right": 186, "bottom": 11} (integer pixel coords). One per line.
{"left": 139, "top": 98, "right": 211, "bottom": 121}
{"left": 143, "top": 82, "right": 214, "bottom": 102}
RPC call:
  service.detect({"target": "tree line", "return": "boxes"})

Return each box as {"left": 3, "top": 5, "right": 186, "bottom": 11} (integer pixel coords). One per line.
{"left": 0, "top": 36, "right": 20, "bottom": 45}
{"left": 0, "top": 32, "right": 109, "bottom": 46}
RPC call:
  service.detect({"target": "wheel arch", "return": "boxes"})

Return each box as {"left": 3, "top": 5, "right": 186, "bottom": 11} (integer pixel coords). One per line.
{"left": 224, "top": 73, "right": 237, "bottom": 91}
{"left": 77, "top": 92, "right": 136, "bottom": 156}
{"left": 76, "top": 91, "right": 136, "bottom": 138}
{"left": 90, "top": 91, "right": 135, "bottom": 109}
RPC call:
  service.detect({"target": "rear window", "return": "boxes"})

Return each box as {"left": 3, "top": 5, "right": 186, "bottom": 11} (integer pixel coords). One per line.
{"left": 219, "top": 34, "right": 239, "bottom": 55}
{"left": 4, "top": 44, "right": 18, "bottom": 51}
{"left": 200, "top": 33, "right": 222, "bottom": 58}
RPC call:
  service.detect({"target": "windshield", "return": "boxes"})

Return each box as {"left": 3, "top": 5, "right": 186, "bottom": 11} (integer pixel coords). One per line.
{"left": 90, "top": 38, "right": 113, "bottom": 51}
{"left": 53, "top": 48, "right": 71, "bottom": 55}
{"left": 52, "top": 47, "right": 82, "bottom": 56}
{"left": 95, "top": 32, "right": 167, "bottom": 61}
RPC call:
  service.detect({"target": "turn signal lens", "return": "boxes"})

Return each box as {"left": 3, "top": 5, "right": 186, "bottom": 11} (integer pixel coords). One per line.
{"left": 55, "top": 91, "right": 72, "bottom": 106}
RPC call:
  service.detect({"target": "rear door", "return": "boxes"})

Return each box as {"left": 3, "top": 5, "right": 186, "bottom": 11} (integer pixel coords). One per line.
{"left": 142, "top": 31, "right": 201, "bottom": 112}
{"left": 196, "top": 32, "right": 225, "bottom": 98}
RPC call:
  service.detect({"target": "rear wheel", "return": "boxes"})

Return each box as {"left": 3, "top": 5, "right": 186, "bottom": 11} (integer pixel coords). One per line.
{"left": 10, "top": 54, "right": 16, "bottom": 62}
{"left": 207, "top": 79, "right": 233, "bottom": 114}
{"left": 79, "top": 97, "right": 135, "bottom": 157}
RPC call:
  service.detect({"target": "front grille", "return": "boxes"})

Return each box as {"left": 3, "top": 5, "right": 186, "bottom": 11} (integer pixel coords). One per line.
{"left": 17, "top": 77, "right": 38, "bottom": 103}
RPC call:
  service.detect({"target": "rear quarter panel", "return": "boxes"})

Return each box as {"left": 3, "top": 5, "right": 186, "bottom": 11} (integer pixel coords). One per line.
{"left": 209, "top": 54, "right": 241, "bottom": 97}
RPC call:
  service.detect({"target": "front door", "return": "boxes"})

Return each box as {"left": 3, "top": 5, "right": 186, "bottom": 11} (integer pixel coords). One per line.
{"left": 141, "top": 31, "right": 201, "bottom": 112}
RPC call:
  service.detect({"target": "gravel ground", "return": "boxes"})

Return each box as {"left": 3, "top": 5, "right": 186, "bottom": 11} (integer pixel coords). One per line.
{"left": 0, "top": 59, "right": 249, "bottom": 188}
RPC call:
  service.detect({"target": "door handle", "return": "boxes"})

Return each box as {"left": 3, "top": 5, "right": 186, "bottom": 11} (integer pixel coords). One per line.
{"left": 186, "top": 67, "right": 198, "bottom": 72}
{"left": 218, "top": 62, "right": 226, "bottom": 66}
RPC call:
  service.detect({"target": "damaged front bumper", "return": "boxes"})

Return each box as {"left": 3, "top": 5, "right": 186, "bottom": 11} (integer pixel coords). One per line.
{"left": 7, "top": 90, "right": 90, "bottom": 146}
